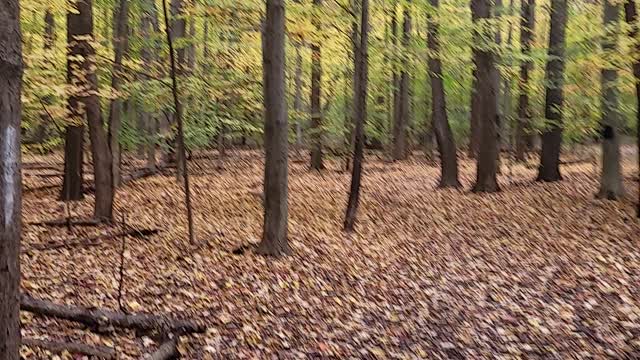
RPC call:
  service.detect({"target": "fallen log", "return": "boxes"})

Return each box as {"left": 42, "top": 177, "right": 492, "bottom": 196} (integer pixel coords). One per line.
{"left": 23, "top": 338, "right": 116, "bottom": 359}
{"left": 21, "top": 295, "right": 206, "bottom": 334}
{"left": 146, "top": 338, "right": 179, "bottom": 360}
{"left": 27, "top": 228, "right": 159, "bottom": 251}
{"left": 28, "top": 218, "right": 103, "bottom": 228}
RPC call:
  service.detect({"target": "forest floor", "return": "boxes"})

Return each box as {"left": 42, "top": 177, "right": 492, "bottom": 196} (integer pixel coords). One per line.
{"left": 20, "top": 147, "right": 640, "bottom": 359}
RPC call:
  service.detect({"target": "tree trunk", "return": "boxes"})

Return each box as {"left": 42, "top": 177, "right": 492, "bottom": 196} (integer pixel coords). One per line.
{"left": 293, "top": 43, "right": 304, "bottom": 148}
{"left": 515, "top": 0, "right": 535, "bottom": 162}
{"left": 344, "top": 0, "right": 369, "bottom": 232}
{"left": 310, "top": 0, "right": 324, "bottom": 170}
{"left": 258, "top": 0, "right": 290, "bottom": 256}
{"left": 392, "top": 6, "right": 411, "bottom": 161}
{"left": 108, "top": 0, "right": 129, "bottom": 188}
{"left": 597, "top": 0, "right": 625, "bottom": 200}
{"left": 471, "top": 0, "right": 500, "bottom": 193}
{"left": 427, "top": 0, "right": 461, "bottom": 188}
{"left": 468, "top": 10, "right": 481, "bottom": 159}
{"left": 0, "top": 0, "right": 23, "bottom": 356}
{"left": 170, "top": 0, "right": 187, "bottom": 181}
{"left": 624, "top": 0, "right": 640, "bottom": 216}
{"left": 61, "top": 126, "right": 84, "bottom": 201}
{"left": 537, "top": 0, "right": 568, "bottom": 182}
{"left": 187, "top": 19, "right": 196, "bottom": 70}
{"left": 34, "top": 9, "right": 56, "bottom": 144}
{"left": 390, "top": 2, "right": 400, "bottom": 152}
{"left": 141, "top": 0, "right": 159, "bottom": 171}
{"left": 69, "top": 0, "right": 115, "bottom": 221}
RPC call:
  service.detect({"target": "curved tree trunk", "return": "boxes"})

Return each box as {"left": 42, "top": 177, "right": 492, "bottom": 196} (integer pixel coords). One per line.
{"left": 258, "top": 0, "right": 290, "bottom": 256}
{"left": 537, "top": 0, "right": 568, "bottom": 182}
{"left": 427, "top": 0, "right": 460, "bottom": 188}
{"left": 0, "top": 0, "right": 23, "bottom": 356}
{"left": 515, "top": 0, "right": 535, "bottom": 162}
{"left": 597, "top": 0, "right": 625, "bottom": 199}
{"left": 344, "top": 0, "right": 369, "bottom": 231}
{"left": 310, "top": 0, "right": 324, "bottom": 170}
{"left": 471, "top": 0, "right": 500, "bottom": 193}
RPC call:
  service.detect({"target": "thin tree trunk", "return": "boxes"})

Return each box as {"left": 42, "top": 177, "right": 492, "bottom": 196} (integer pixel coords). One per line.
{"left": 390, "top": 2, "right": 400, "bottom": 152}
{"left": 624, "top": 0, "right": 640, "bottom": 216}
{"left": 293, "top": 43, "right": 304, "bottom": 148}
{"left": 310, "top": 0, "right": 324, "bottom": 170}
{"left": 61, "top": 126, "right": 84, "bottom": 201}
{"left": 0, "top": 0, "right": 23, "bottom": 356}
{"left": 141, "top": 0, "right": 159, "bottom": 171}
{"left": 597, "top": 0, "right": 625, "bottom": 199}
{"left": 427, "top": 0, "right": 461, "bottom": 188}
{"left": 108, "top": 0, "right": 129, "bottom": 188}
{"left": 537, "top": 0, "right": 568, "bottom": 182}
{"left": 258, "top": 0, "right": 290, "bottom": 256}
{"left": 170, "top": 0, "right": 187, "bottom": 181}
{"left": 344, "top": 0, "right": 369, "bottom": 232}
{"left": 34, "top": 9, "right": 56, "bottom": 144}
{"left": 468, "top": 9, "right": 481, "bottom": 159}
{"left": 162, "top": 0, "right": 195, "bottom": 244}
{"left": 515, "top": 0, "right": 535, "bottom": 162}
{"left": 187, "top": 19, "right": 196, "bottom": 70}
{"left": 471, "top": 0, "right": 500, "bottom": 193}
{"left": 392, "top": 5, "right": 411, "bottom": 161}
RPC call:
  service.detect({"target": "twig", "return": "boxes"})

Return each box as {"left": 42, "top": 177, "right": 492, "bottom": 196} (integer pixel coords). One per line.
{"left": 23, "top": 338, "right": 116, "bottom": 359}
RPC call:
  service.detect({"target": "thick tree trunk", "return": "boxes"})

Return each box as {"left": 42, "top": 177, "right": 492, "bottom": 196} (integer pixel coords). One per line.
{"left": 0, "top": 0, "right": 23, "bottom": 356}
{"left": 471, "top": 0, "right": 500, "bottom": 193}
{"left": 108, "top": 0, "right": 129, "bottom": 188}
{"left": 624, "top": 0, "right": 640, "bottom": 216}
{"left": 515, "top": 0, "right": 535, "bottom": 162}
{"left": 598, "top": 0, "right": 625, "bottom": 200}
{"left": 537, "top": 0, "right": 568, "bottom": 182}
{"left": 344, "top": 0, "right": 369, "bottom": 232}
{"left": 258, "top": 0, "right": 290, "bottom": 256}
{"left": 69, "top": 0, "right": 114, "bottom": 221}
{"left": 61, "top": 126, "right": 84, "bottom": 201}
{"left": 392, "top": 6, "right": 411, "bottom": 161}
{"left": 310, "top": 0, "right": 324, "bottom": 170}
{"left": 427, "top": 0, "right": 461, "bottom": 188}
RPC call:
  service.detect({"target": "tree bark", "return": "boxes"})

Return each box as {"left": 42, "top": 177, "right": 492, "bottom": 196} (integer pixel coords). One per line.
{"left": 537, "top": 0, "right": 568, "bottom": 182}
{"left": 69, "top": 0, "right": 114, "bottom": 221}
{"left": 33, "top": 9, "right": 56, "bottom": 144}
{"left": 141, "top": 0, "right": 160, "bottom": 172}
{"left": 471, "top": 0, "right": 500, "bottom": 193}
{"left": 310, "top": 0, "right": 325, "bottom": 170}
{"left": 344, "top": 0, "right": 369, "bottom": 232}
{"left": 258, "top": 0, "right": 290, "bottom": 256}
{"left": 293, "top": 43, "right": 304, "bottom": 148}
{"left": 624, "top": 0, "right": 640, "bottom": 216}
{"left": 515, "top": 0, "right": 535, "bottom": 162}
{"left": 597, "top": 0, "right": 625, "bottom": 199}
{"left": 0, "top": 0, "right": 23, "bottom": 357}
{"left": 427, "top": 0, "right": 461, "bottom": 188}
{"left": 170, "top": 0, "right": 187, "bottom": 181}
{"left": 61, "top": 126, "right": 84, "bottom": 201}
{"left": 392, "top": 5, "right": 411, "bottom": 161}
{"left": 108, "top": 0, "right": 129, "bottom": 188}
{"left": 468, "top": 6, "right": 481, "bottom": 159}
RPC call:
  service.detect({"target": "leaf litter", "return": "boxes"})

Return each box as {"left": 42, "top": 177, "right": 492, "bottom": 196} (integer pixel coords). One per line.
{"left": 20, "top": 148, "right": 640, "bottom": 359}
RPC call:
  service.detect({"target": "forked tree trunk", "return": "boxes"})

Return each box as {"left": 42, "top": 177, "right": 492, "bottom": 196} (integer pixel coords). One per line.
{"left": 624, "top": 0, "right": 640, "bottom": 216}
{"left": 310, "top": 0, "right": 324, "bottom": 170}
{"left": 392, "top": 5, "right": 411, "bottom": 161}
{"left": 471, "top": 0, "right": 500, "bottom": 193}
{"left": 515, "top": 0, "right": 535, "bottom": 162}
{"left": 427, "top": 0, "right": 460, "bottom": 188}
{"left": 537, "top": 0, "right": 568, "bottom": 182}
{"left": 108, "top": 0, "right": 129, "bottom": 188}
{"left": 597, "top": 0, "right": 625, "bottom": 200}
{"left": 258, "top": 0, "right": 290, "bottom": 256}
{"left": 344, "top": 0, "right": 369, "bottom": 232}
{"left": 0, "top": 0, "right": 23, "bottom": 356}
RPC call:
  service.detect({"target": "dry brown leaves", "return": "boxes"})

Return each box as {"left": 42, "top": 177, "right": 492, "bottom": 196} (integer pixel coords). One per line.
{"left": 20, "top": 148, "right": 640, "bottom": 359}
